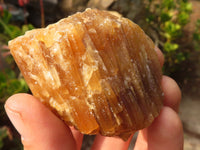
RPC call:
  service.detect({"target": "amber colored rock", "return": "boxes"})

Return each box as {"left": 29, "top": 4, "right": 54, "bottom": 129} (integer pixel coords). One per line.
{"left": 9, "top": 8, "right": 163, "bottom": 140}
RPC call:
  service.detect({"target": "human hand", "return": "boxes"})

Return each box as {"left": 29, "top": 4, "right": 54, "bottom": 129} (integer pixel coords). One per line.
{"left": 4, "top": 48, "right": 183, "bottom": 150}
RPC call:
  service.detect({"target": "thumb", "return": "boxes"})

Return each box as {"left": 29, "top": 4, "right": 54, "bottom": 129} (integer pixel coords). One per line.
{"left": 5, "top": 93, "right": 76, "bottom": 150}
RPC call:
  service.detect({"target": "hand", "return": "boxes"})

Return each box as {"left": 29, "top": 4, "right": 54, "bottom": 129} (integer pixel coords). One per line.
{"left": 5, "top": 48, "right": 183, "bottom": 150}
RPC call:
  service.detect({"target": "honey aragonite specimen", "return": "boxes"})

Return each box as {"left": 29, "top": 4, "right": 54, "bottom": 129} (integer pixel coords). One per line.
{"left": 9, "top": 8, "right": 163, "bottom": 140}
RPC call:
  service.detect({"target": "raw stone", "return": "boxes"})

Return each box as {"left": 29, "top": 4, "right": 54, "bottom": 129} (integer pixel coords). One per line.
{"left": 9, "top": 8, "right": 163, "bottom": 140}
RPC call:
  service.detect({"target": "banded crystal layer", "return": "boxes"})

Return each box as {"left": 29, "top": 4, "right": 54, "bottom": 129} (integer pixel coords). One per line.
{"left": 9, "top": 8, "right": 163, "bottom": 140}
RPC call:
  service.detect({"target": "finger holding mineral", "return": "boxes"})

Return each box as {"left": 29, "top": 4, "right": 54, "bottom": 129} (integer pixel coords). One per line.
{"left": 8, "top": 8, "right": 163, "bottom": 140}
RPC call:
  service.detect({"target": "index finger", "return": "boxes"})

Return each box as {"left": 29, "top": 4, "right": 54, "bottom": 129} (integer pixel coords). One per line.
{"left": 155, "top": 47, "right": 164, "bottom": 67}
{"left": 161, "top": 76, "right": 181, "bottom": 112}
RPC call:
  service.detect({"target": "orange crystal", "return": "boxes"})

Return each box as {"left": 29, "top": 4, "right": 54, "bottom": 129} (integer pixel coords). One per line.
{"left": 9, "top": 8, "right": 163, "bottom": 140}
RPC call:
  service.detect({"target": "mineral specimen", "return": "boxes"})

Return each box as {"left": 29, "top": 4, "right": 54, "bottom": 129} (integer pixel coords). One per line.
{"left": 9, "top": 8, "right": 163, "bottom": 140}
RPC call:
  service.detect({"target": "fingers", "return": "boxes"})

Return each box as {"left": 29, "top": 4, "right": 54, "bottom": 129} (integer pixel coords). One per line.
{"left": 156, "top": 47, "right": 181, "bottom": 112}
{"left": 134, "top": 107, "right": 183, "bottom": 150}
{"left": 161, "top": 76, "right": 182, "bottom": 112}
{"left": 4, "top": 48, "right": 179, "bottom": 150}
{"left": 5, "top": 93, "right": 77, "bottom": 150}
{"left": 134, "top": 66, "right": 183, "bottom": 150}
{"left": 70, "top": 126, "right": 83, "bottom": 150}
{"left": 91, "top": 135, "right": 133, "bottom": 150}
{"left": 155, "top": 47, "right": 164, "bottom": 67}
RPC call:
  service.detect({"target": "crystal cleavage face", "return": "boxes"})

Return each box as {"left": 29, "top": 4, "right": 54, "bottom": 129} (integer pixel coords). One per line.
{"left": 9, "top": 8, "right": 163, "bottom": 140}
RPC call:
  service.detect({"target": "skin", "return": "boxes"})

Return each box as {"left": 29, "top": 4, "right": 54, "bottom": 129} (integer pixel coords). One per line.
{"left": 4, "top": 48, "right": 183, "bottom": 150}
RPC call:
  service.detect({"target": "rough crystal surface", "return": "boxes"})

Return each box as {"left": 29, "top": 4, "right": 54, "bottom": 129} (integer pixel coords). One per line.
{"left": 9, "top": 8, "right": 163, "bottom": 140}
